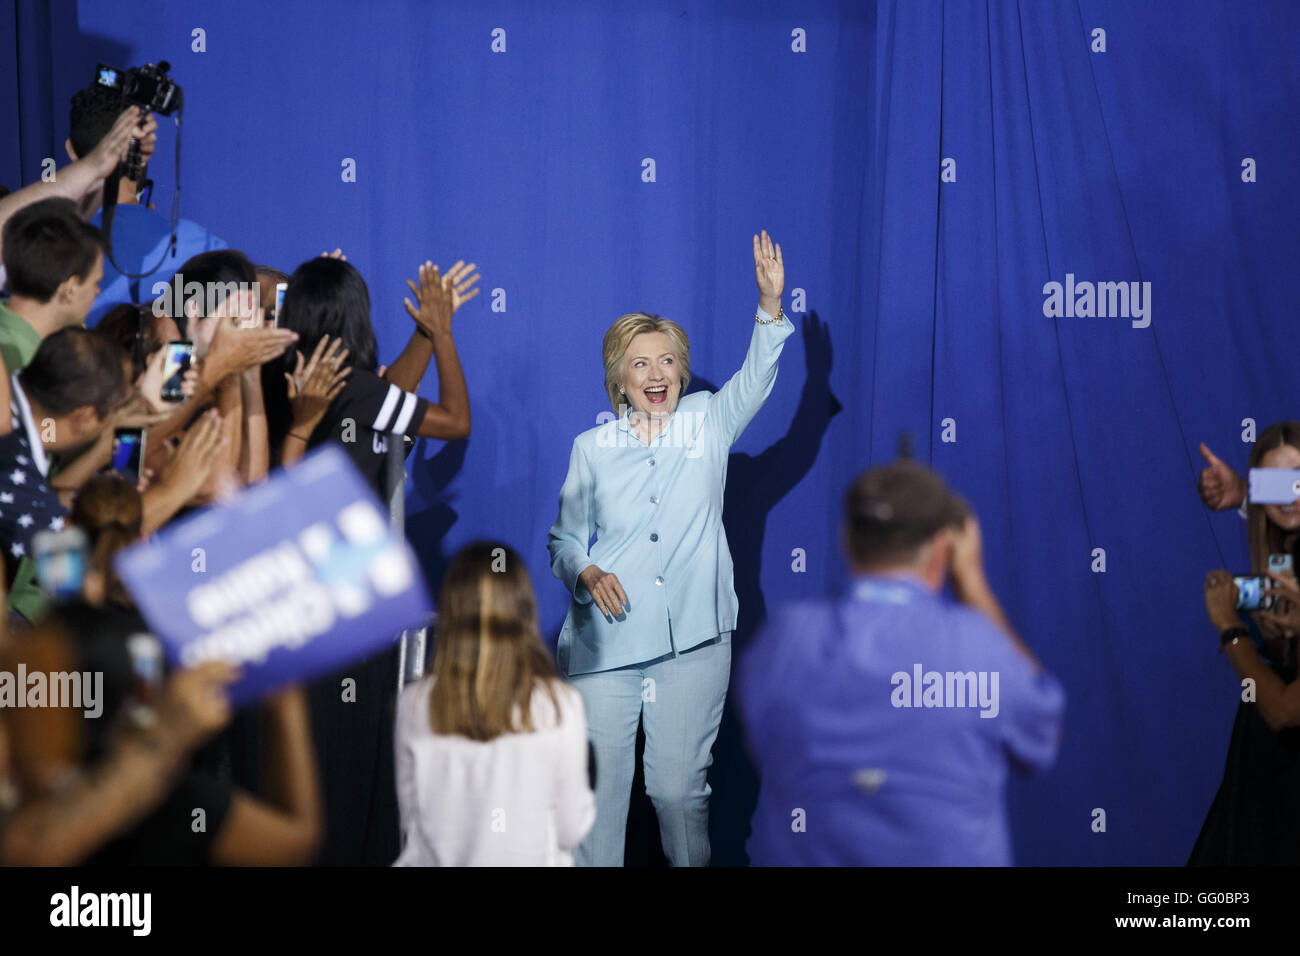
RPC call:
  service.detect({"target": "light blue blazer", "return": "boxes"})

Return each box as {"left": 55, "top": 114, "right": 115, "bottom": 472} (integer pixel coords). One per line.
{"left": 548, "top": 308, "right": 796, "bottom": 676}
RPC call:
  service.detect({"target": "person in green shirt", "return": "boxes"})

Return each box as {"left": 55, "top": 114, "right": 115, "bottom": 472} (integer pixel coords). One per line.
{"left": 0, "top": 197, "right": 105, "bottom": 621}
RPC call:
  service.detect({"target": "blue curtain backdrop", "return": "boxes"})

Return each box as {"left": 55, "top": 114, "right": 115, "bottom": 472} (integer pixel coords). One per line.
{"left": 4, "top": 0, "right": 1299, "bottom": 865}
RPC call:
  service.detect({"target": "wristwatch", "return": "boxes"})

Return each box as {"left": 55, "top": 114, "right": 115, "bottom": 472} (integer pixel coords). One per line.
{"left": 1219, "top": 625, "right": 1249, "bottom": 650}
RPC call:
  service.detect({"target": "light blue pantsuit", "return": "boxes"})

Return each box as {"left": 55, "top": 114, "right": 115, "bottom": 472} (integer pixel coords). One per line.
{"left": 548, "top": 307, "right": 795, "bottom": 867}
{"left": 567, "top": 631, "right": 732, "bottom": 867}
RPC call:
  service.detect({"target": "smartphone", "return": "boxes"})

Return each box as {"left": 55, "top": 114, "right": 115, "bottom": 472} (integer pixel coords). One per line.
{"left": 32, "top": 527, "right": 88, "bottom": 600}
{"left": 1235, "top": 575, "right": 1279, "bottom": 612}
{"left": 126, "top": 633, "right": 165, "bottom": 727}
{"left": 112, "top": 427, "right": 146, "bottom": 483}
{"left": 160, "top": 340, "right": 194, "bottom": 403}
{"left": 271, "top": 282, "right": 288, "bottom": 328}
{"left": 1249, "top": 468, "right": 1300, "bottom": 505}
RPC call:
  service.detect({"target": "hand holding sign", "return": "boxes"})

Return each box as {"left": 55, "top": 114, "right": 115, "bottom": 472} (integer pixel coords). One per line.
{"left": 116, "top": 445, "right": 432, "bottom": 705}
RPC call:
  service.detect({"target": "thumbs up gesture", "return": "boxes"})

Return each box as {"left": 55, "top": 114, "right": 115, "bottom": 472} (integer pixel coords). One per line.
{"left": 1197, "top": 442, "right": 1247, "bottom": 511}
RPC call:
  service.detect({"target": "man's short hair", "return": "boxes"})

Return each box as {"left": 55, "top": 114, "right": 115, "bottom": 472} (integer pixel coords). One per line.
{"left": 69, "top": 83, "right": 126, "bottom": 160}
{"left": 19, "top": 327, "right": 127, "bottom": 419}
{"left": 1, "top": 198, "right": 103, "bottom": 302}
{"left": 844, "top": 461, "right": 970, "bottom": 566}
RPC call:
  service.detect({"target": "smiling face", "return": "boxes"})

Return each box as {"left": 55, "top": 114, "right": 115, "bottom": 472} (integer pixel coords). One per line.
{"left": 1262, "top": 444, "right": 1300, "bottom": 531}
{"left": 620, "top": 331, "right": 682, "bottom": 418}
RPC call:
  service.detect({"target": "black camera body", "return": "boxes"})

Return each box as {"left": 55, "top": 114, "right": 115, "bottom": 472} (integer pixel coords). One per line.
{"left": 95, "top": 61, "right": 181, "bottom": 115}
{"left": 93, "top": 61, "right": 182, "bottom": 184}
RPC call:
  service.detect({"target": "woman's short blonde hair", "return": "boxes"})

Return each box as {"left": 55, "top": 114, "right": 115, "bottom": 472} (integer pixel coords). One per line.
{"left": 602, "top": 312, "right": 691, "bottom": 413}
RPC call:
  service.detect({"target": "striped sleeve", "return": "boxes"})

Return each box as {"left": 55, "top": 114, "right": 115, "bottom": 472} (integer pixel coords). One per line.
{"left": 344, "top": 369, "right": 431, "bottom": 437}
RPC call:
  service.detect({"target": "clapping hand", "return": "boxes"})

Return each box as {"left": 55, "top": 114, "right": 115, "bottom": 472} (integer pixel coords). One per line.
{"left": 403, "top": 260, "right": 480, "bottom": 338}
{"left": 286, "top": 335, "right": 351, "bottom": 434}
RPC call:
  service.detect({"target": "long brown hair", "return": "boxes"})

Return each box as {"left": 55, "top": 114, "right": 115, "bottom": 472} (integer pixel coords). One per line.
{"left": 429, "top": 541, "right": 560, "bottom": 741}
{"left": 1246, "top": 422, "right": 1300, "bottom": 574}
{"left": 69, "top": 473, "right": 142, "bottom": 609}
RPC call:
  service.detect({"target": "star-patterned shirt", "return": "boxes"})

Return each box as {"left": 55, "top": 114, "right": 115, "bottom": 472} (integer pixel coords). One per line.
{"left": 0, "top": 374, "right": 67, "bottom": 578}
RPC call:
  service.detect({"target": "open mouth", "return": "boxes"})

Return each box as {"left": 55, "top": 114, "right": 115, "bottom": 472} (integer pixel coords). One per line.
{"left": 645, "top": 386, "right": 668, "bottom": 405}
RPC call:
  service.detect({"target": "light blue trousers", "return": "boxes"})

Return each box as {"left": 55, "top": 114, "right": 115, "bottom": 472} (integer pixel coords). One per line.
{"left": 567, "top": 631, "right": 732, "bottom": 867}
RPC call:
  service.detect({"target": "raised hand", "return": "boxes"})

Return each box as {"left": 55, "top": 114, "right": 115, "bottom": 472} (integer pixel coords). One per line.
{"left": 134, "top": 111, "right": 159, "bottom": 167}
{"left": 287, "top": 335, "right": 351, "bottom": 433}
{"left": 441, "top": 260, "right": 481, "bottom": 314}
{"left": 1197, "top": 443, "right": 1247, "bottom": 511}
{"left": 1203, "top": 569, "right": 1242, "bottom": 633}
{"left": 200, "top": 320, "right": 298, "bottom": 385}
{"left": 157, "top": 660, "right": 240, "bottom": 750}
{"left": 403, "top": 260, "right": 477, "bottom": 338}
{"left": 135, "top": 345, "right": 171, "bottom": 413}
{"left": 86, "top": 107, "right": 142, "bottom": 179}
{"left": 753, "top": 229, "right": 784, "bottom": 314}
{"left": 162, "top": 409, "right": 228, "bottom": 501}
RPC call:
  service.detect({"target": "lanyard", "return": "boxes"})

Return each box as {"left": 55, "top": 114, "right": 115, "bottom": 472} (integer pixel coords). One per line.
{"left": 851, "top": 577, "right": 921, "bottom": 605}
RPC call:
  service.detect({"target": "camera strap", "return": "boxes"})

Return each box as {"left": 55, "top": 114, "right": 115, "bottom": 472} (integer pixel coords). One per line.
{"left": 97, "top": 107, "right": 183, "bottom": 288}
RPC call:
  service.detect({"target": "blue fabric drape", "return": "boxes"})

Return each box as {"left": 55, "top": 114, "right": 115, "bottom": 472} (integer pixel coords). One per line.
{"left": 5, "top": 0, "right": 1299, "bottom": 865}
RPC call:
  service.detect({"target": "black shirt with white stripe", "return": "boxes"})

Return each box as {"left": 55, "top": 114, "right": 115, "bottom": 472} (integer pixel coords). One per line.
{"left": 308, "top": 367, "right": 431, "bottom": 497}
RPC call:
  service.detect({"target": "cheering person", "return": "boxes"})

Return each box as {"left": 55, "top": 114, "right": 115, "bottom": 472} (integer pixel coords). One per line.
{"left": 548, "top": 229, "right": 796, "bottom": 866}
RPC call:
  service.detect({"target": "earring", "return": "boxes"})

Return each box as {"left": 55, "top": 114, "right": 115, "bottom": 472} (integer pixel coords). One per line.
{"left": 618, "top": 386, "right": 625, "bottom": 394}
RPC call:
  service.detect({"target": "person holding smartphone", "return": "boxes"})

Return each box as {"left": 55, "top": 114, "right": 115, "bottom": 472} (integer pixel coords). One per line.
{"left": 1193, "top": 420, "right": 1300, "bottom": 864}
{"left": 4, "top": 472, "right": 324, "bottom": 866}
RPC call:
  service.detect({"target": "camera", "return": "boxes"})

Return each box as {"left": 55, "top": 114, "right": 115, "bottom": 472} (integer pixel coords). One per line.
{"left": 95, "top": 61, "right": 181, "bottom": 116}
{"left": 94, "top": 61, "right": 182, "bottom": 181}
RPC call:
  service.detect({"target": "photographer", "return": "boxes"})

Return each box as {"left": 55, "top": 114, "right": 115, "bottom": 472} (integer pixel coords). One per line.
{"left": 63, "top": 77, "right": 229, "bottom": 324}
{"left": 737, "top": 461, "right": 1064, "bottom": 865}
{"left": 1192, "top": 421, "right": 1300, "bottom": 863}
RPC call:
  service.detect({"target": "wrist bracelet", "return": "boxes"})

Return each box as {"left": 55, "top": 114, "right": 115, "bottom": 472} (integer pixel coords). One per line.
{"left": 1219, "top": 625, "right": 1249, "bottom": 649}
{"left": 289, "top": 431, "right": 312, "bottom": 442}
{"left": 755, "top": 307, "right": 785, "bottom": 325}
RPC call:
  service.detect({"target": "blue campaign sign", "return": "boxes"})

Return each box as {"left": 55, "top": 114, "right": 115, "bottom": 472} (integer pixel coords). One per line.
{"left": 115, "top": 445, "right": 433, "bottom": 705}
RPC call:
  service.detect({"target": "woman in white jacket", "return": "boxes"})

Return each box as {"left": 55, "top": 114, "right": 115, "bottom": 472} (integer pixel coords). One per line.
{"left": 394, "top": 541, "right": 595, "bottom": 866}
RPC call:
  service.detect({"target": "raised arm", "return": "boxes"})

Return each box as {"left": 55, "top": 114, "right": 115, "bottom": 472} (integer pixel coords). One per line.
{"left": 385, "top": 260, "right": 480, "bottom": 393}
{"left": 0, "top": 106, "right": 141, "bottom": 252}
{"left": 709, "top": 230, "right": 796, "bottom": 446}
{"left": 1211, "top": 571, "right": 1300, "bottom": 730}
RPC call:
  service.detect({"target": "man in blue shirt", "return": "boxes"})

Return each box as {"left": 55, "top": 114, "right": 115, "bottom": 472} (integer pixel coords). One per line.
{"left": 64, "top": 84, "right": 226, "bottom": 325}
{"left": 738, "top": 461, "right": 1065, "bottom": 866}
